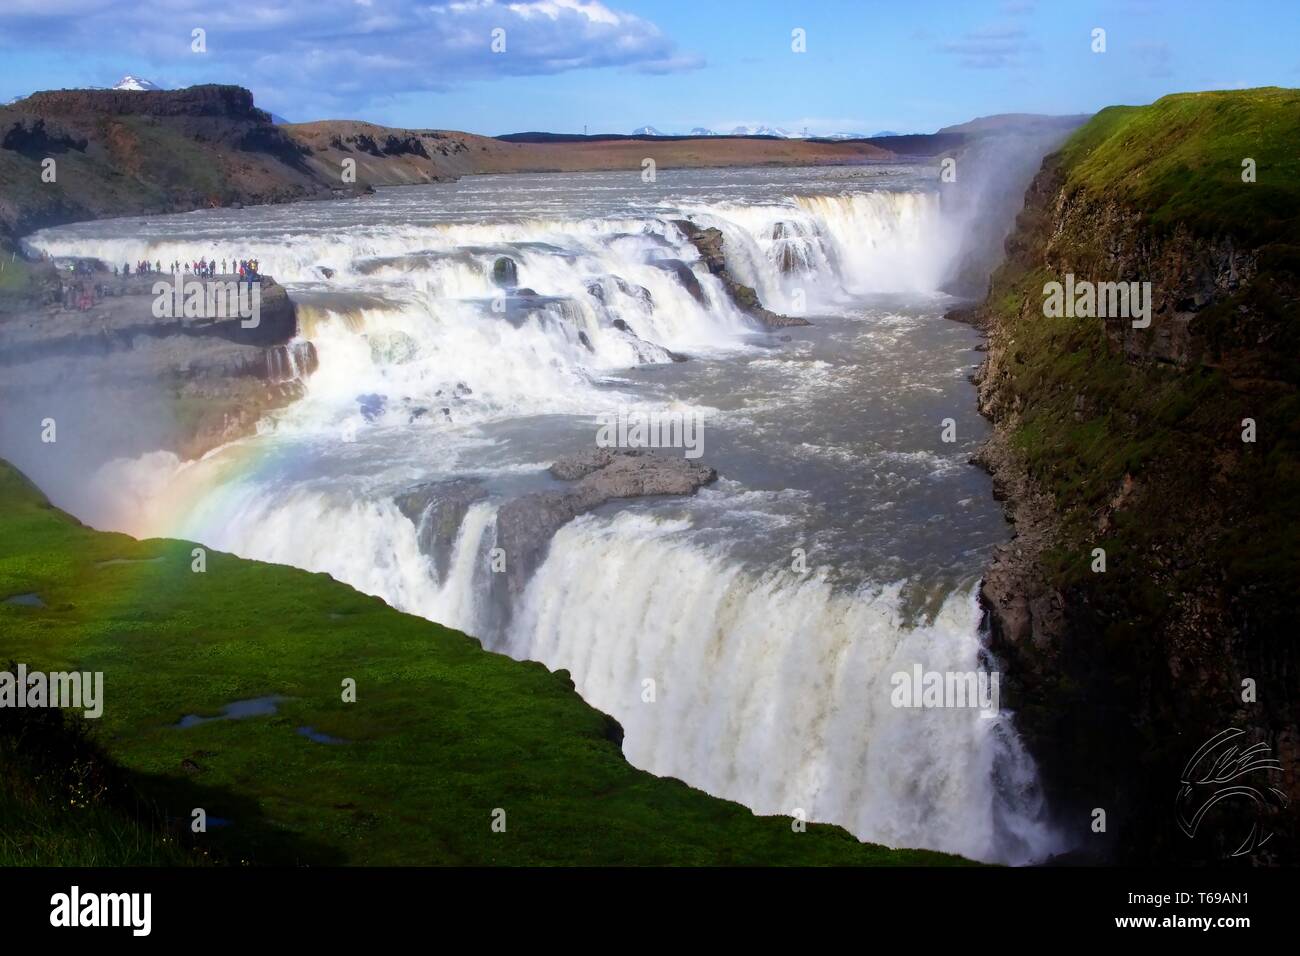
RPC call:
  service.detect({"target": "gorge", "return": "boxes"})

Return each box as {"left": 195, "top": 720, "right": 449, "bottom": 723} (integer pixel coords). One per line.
{"left": 2, "top": 84, "right": 1295, "bottom": 868}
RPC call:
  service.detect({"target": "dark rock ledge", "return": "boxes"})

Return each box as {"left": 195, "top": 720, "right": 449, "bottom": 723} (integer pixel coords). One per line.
{"left": 671, "top": 219, "right": 811, "bottom": 329}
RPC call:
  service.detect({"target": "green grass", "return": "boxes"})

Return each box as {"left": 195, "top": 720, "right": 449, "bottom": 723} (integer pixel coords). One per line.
{"left": 1055, "top": 87, "right": 1300, "bottom": 247}
{"left": 0, "top": 253, "right": 31, "bottom": 295}
{"left": 0, "top": 245, "right": 35, "bottom": 315}
{"left": 0, "top": 460, "right": 964, "bottom": 866}
{"left": 0, "top": 784, "right": 198, "bottom": 866}
{"left": 1, "top": 706, "right": 202, "bottom": 866}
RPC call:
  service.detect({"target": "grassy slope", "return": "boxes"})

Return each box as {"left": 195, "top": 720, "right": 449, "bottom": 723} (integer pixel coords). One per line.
{"left": 0, "top": 461, "right": 962, "bottom": 866}
{"left": 0, "top": 115, "right": 268, "bottom": 234}
{"left": 1, "top": 785, "right": 197, "bottom": 866}
{"left": 1054, "top": 87, "right": 1300, "bottom": 245}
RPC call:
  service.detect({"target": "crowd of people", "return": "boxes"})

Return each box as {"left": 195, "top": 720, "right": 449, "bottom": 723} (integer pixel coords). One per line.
{"left": 56, "top": 254, "right": 265, "bottom": 312}
{"left": 114, "top": 257, "right": 262, "bottom": 279}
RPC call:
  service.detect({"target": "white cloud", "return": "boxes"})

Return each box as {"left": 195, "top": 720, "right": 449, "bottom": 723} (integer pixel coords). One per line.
{"left": 938, "top": 24, "right": 1039, "bottom": 70}
{"left": 0, "top": 0, "right": 702, "bottom": 112}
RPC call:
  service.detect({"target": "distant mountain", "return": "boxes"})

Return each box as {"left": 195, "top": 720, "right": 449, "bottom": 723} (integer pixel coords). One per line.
{"left": 937, "top": 113, "right": 1091, "bottom": 135}
{"left": 871, "top": 130, "right": 901, "bottom": 137}
{"left": 112, "top": 74, "right": 164, "bottom": 92}
{"left": 625, "top": 124, "right": 845, "bottom": 139}
{"left": 729, "top": 124, "right": 795, "bottom": 138}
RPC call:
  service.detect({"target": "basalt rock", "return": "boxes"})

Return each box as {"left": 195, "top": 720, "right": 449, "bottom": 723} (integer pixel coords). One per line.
{"left": 770, "top": 221, "right": 804, "bottom": 273}
{"left": 493, "top": 450, "right": 717, "bottom": 603}
{"left": 0, "top": 118, "right": 88, "bottom": 157}
{"left": 649, "top": 258, "right": 705, "bottom": 303}
{"left": 671, "top": 219, "right": 810, "bottom": 329}
{"left": 394, "top": 478, "right": 489, "bottom": 583}
{"left": 491, "top": 256, "right": 519, "bottom": 288}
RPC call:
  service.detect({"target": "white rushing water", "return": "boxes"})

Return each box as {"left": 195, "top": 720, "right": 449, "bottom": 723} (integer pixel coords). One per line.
{"left": 25, "top": 165, "right": 1062, "bottom": 863}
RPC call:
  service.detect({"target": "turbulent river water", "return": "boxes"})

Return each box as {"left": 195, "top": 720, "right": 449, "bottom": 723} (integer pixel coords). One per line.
{"left": 27, "top": 163, "right": 1062, "bottom": 863}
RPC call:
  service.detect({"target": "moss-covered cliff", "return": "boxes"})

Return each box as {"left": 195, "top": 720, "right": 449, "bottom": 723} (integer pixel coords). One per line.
{"left": 964, "top": 88, "right": 1299, "bottom": 863}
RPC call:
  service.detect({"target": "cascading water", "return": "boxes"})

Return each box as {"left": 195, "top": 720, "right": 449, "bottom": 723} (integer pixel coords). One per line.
{"left": 24, "top": 165, "right": 1063, "bottom": 863}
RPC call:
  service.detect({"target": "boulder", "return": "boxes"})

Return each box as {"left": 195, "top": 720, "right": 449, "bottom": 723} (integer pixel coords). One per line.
{"left": 491, "top": 256, "right": 518, "bottom": 288}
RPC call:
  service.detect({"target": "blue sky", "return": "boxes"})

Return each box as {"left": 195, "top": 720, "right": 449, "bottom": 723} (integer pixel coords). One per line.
{"left": 1, "top": 0, "right": 1296, "bottom": 135}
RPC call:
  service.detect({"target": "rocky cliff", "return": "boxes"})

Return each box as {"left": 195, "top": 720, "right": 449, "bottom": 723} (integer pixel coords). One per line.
{"left": 961, "top": 88, "right": 1300, "bottom": 863}
{"left": 0, "top": 268, "right": 315, "bottom": 468}
{"left": 0, "top": 85, "right": 344, "bottom": 241}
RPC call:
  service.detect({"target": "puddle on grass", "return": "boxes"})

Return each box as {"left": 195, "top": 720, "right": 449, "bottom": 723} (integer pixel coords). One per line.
{"left": 3, "top": 593, "right": 45, "bottom": 607}
{"left": 297, "top": 726, "right": 349, "bottom": 745}
{"left": 297, "top": 725, "right": 349, "bottom": 744}
{"left": 172, "top": 697, "right": 351, "bottom": 746}
{"left": 173, "top": 695, "right": 287, "bottom": 729}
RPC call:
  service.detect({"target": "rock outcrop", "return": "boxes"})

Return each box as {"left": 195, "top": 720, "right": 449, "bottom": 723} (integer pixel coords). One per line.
{"left": 493, "top": 449, "right": 717, "bottom": 601}
{"left": 395, "top": 478, "right": 489, "bottom": 583}
{"left": 671, "top": 219, "right": 811, "bottom": 329}
{"left": 0, "top": 267, "right": 315, "bottom": 461}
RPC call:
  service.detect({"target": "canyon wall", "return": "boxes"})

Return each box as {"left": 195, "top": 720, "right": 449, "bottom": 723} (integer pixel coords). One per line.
{"left": 962, "top": 89, "right": 1299, "bottom": 863}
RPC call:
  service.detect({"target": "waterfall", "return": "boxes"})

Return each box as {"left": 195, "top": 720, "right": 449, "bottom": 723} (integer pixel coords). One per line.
{"left": 24, "top": 177, "right": 1063, "bottom": 864}
{"left": 505, "top": 511, "right": 1056, "bottom": 864}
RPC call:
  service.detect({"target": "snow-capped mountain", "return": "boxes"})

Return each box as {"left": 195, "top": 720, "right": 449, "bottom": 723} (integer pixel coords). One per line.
{"left": 633, "top": 124, "right": 828, "bottom": 139}
{"left": 3, "top": 75, "right": 165, "bottom": 102}
{"left": 112, "top": 75, "right": 163, "bottom": 92}
{"left": 729, "top": 124, "right": 798, "bottom": 138}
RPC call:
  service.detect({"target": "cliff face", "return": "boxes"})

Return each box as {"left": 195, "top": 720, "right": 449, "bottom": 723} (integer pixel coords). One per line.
{"left": 0, "top": 270, "right": 315, "bottom": 468}
{"left": 18, "top": 85, "right": 273, "bottom": 120}
{"left": 966, "top": 89, "right": 1300, "bottom": 863}
{"left": 0, "top": 85, "right": 339, "bottom": 241}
